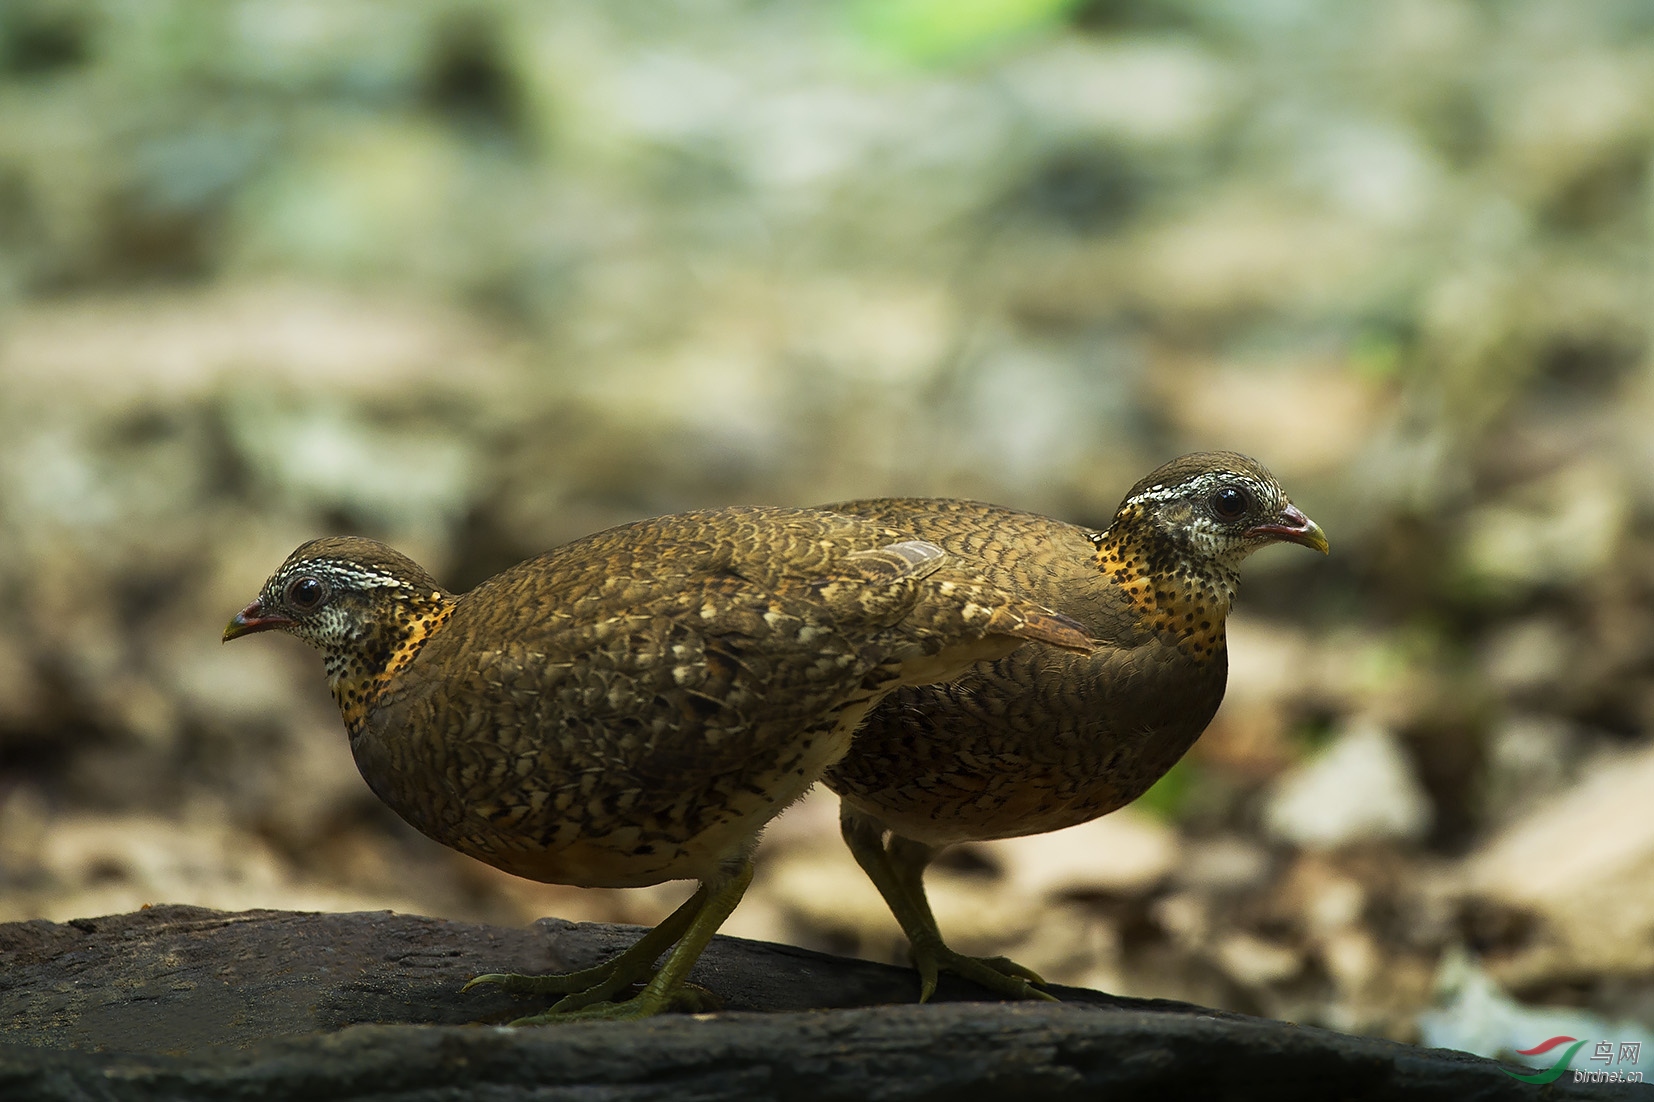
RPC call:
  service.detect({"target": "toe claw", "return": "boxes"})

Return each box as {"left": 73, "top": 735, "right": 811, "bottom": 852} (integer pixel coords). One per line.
{"left": 907, "top": 943, "right": 1054, "bottom": 1003}
{"left": 463, "top": 969, "right": 597, "bottom": 998}
{"left": 917, "top": 958, "right": 940, "bottom": 1004}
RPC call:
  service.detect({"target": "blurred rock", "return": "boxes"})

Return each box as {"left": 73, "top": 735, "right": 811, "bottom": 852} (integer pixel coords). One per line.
{"left": 979, "top": 807, "right": 1180, "bottom": 898}
{"left": 1174, "top": 837, "right": 1273, "bottom": 894}
{"left": 1419, "top": 952, "right": 1654, "bottom": 1079}
{"left": 1004, "top": 40, "right": 1234, "bottom": 145}
{"left": 1465, "top": 743, "right": 1654, "bottom": 983}
{"left": 1221, "top": 616, "right": 1315, "bottom": 706}
{"left": 763, "top": 847, "right": 899, "bottom": 943}
{"left": 1186, "top": 199, "right": 1404, "bottom": 314}
{"left": 165, "top": 635, "right": 297, "bottom": 725}
{"left": 1214, "top": 931, "right": 1303, "bottom": 988}
{"left": 1458, "top": 461, "right": 1628, "bottom": 592}
{"left": 225, "top": 400, "right": 478, "bottom": 534}
{"left": 1264, "top": 719, "right": 1433, "bottom": 849}
{"left": 925, "top": 872, "right": 1040, "bottom": 949}
{"left": 0, "top": 808, "right": 435, "bottom": 924}
{"left": 0, "top": 284, "right": 513, "bottom": 405}
{"left": 1478, "top": 715, "right": 1577, "bottom": 828}
{"left": 1480, "top": 616, "right": 1572, "bottom": 697}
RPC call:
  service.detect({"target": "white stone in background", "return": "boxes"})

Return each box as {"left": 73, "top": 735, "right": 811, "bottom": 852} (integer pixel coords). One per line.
{"left": 1466, "top": 743, "right": 1654, "bottom": 977}
{"left": 4, "top": 809, "right": 436, "bottom": 924}
{"left": 1501, "top": 52, "right": 1654, "bottom": 193}
{"left": 1224, "top": 619, "right": 1420, "bottom": 719}
{"left": 1222, "top": 615, "right": 1313, "bottom": 705}
{"left": 980, "top": 807, "right": 1181, "bottom": 898}
{"left": 762, "top": 849, "right": 897, "bottom": 937}
{"left": 611, "top": 51, "right": 749, "bottom": 142}
{"left": 924, "top": 873, "right": 1039, "bottom": 947}
{"left": 1214, "top": 930, "right": 1302, "bottom": 987}
{"left": 226, "top": 404, "right": 476, "bottom": 533}
{"left": 1291, "top": 121, "right": 1442, "bottom": 228}
{"left": 1263, "top": 718, "right": 1433, "bottom": 849}
{"left": 1419, "top": 951, "right": 1654, "bottom": 1073}
{"left": 1174, "top": 836, "right": 1272, "bottom": 893}
{"left": 0, "top": 284, "right": 509, "bottom": 403}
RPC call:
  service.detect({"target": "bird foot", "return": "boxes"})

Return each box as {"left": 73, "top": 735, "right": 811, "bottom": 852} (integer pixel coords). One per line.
{"left": 506, "top": 982, "right": 722, "bottom": 1025}
{"left": 913, "top": 945, "right": 1056, "bottom": 1003}
{"left": 464, "top": 956, "right": 672, "bottom": 1011}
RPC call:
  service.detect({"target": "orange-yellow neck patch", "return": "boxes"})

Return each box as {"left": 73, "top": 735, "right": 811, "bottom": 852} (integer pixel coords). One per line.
{"left": 1091, "top": 514, "right": 1237, "bottom": 663}
{"left": 328, "top": 595, "right": 454, "bottom": 733}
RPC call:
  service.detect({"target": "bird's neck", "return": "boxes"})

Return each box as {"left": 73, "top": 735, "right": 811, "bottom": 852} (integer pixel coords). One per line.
{"left": 323, "top": 590, "right": 456, "bottom": 733}
{"left": 1091, "top": 510, "right": 1239, "bottom": 662}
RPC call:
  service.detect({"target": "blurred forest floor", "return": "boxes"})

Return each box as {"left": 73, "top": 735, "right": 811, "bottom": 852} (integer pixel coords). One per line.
{"left": 3, "top": 0, "right": 1654, "bottom": 1067}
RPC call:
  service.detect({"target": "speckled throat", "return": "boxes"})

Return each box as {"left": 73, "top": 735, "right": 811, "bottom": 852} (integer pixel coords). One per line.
{"left": 323, "top": 593, "right": 455, "bottom": 733}
{"left": 1090, "top": 504, "right": 1239, "bottom": 663}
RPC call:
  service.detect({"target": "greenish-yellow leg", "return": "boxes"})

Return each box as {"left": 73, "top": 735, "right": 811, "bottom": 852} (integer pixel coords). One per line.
{"left": 463, "top": 883, "right": 708, "bottom": 1003}
{"left": 508, "top": 859, "right": 755, "bottom": 1024}
{"left": 840, "top": 804, "right": 1053, "bottom": 1003}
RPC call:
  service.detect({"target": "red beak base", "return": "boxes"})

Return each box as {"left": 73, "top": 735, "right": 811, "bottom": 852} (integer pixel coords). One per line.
{"left": 222, "top": 599, "right": 291, "bottom": 642}
{"left": 1247, "top": 504, "right": 1330, "bottom": 554}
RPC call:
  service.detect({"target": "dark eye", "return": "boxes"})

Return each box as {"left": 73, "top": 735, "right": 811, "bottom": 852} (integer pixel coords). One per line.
{"left": 287, "top": 576, "right": 325, "bottom": 610}
{"left": 1209, "top": 486, "right": 1249, "bottom": 521}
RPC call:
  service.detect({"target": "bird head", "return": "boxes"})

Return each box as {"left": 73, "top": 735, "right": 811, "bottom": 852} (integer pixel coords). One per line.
{"left": 1111, "top": 452, "right": 1329, "bottom": 572}
{"left": 224, "top": 537, "right": 451, "bottom": 714}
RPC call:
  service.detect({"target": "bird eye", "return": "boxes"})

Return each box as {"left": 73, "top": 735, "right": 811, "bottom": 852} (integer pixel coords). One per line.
{"left": 1209, "top": 486, "right": 1249, "bottom": 521}
{"left": 287, "top": 576, "right": 325, "bottom": 610}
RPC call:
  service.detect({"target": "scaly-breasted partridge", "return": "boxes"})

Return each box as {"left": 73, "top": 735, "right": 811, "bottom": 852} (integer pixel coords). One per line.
{"left": 223, "top": 506, "right": 1090, "bottom": 1021}
{"left": 820, "top": 452, "right": 1328, "bottom": 1001}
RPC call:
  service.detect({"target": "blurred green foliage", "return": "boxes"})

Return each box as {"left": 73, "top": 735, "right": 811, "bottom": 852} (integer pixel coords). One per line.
{"left": 850, "top": 0, "right": 1087, "bottom": 65}
{"left": 1133, "top": 759, "right": 1194, "bottom": 821}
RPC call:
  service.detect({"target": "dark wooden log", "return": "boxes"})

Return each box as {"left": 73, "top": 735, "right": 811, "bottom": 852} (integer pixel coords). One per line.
{"left": 0, "top": 906, "right": 1621, "bottom": 1100}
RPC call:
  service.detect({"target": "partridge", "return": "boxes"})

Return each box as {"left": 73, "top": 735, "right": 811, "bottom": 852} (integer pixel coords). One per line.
{"left": 820, "top": 452, "right": 1328, "bottom": 1001}
{"left": 222, "top": 506, "right": 1090, "bottom": 1022}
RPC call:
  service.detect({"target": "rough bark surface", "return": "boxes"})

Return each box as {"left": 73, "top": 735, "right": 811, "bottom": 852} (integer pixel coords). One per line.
{"left": 0, "top": 906, "right": 1624, "bottom": 1100}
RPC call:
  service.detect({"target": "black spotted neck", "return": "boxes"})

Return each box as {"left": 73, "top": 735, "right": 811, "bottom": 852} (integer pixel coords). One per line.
{"left": 324, "top": 588, "right": 455, "bottom": 732}
{"left": 1090, "top": 504, "right": 1239, "bottom": 663}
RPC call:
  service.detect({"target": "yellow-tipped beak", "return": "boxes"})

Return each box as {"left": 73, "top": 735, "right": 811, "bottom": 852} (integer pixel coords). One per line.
{"left": 1249, "top": 504, "right": 1329, "bottom": 555}
{"left": 222, "top": 598, "right": 290, "bottom": 642}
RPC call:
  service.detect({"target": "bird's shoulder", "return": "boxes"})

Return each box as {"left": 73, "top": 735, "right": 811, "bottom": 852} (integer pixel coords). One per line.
{"left": 824, "top": 497, "right": 1138, "bottom": 634}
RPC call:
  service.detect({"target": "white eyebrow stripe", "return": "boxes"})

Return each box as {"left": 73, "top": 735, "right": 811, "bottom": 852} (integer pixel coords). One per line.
{"left": 1123, "top": 472, "right": 1273, "bottom": 509}
{"left": 294, "top": 560, "right": 414, "bottom": 590}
